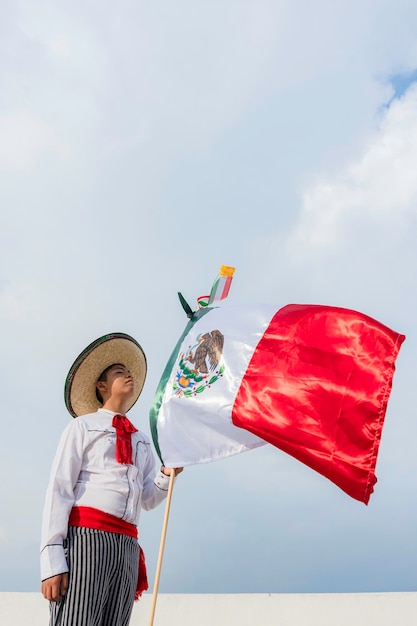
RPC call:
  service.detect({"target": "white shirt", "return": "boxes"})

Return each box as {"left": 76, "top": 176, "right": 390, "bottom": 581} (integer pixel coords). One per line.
{"left": 40, "top": 409, "right": 170, "bottom": 581}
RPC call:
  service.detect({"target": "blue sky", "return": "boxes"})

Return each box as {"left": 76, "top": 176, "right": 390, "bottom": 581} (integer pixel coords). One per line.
{"left": 390, "top": 69, "right": 417, "bottom": 100}
{"left": 1, "top": 0, "right": 417, "bottom": 595}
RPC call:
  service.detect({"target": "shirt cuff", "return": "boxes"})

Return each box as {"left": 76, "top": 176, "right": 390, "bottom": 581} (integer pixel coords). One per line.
{"left": 154, "top": 470, "right": 171, "bottom": 491}
{"left": 40, "top": 544, "right": 68, "bottom": 581}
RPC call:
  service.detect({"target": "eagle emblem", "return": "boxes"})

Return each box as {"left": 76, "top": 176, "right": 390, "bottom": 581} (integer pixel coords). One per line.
{"left": 173, "top": 330, "right": 225, "bottom": 397}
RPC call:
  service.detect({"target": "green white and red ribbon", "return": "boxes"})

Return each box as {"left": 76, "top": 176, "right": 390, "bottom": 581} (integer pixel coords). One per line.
{"left": 197, "top": 265, "right": 235, "bottom": 309}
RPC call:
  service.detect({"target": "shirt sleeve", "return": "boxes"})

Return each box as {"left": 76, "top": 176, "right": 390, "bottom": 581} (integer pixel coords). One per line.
{"left": 140, "top": 442, "right": 171, "bottom": 511}
{"left": 40, "top": 419, "right": 85, "bottom": 581}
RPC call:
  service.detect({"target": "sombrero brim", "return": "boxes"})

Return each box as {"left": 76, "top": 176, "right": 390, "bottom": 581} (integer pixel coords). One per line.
{"left": 65, "top": 333, "right": 147, "bottom": 418}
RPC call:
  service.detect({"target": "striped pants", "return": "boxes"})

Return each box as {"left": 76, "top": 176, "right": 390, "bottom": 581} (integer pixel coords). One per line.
{"left": 50, "top": 526, "right": 139, "bottom": 626}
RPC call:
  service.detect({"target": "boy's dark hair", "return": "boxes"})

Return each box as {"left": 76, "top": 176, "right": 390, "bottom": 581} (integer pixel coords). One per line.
{"left": 95, "top": 363, "right": 125, "bottom": 405}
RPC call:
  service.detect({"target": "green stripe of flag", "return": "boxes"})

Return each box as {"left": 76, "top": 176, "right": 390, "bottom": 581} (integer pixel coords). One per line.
{"left": 149, "top": 307, "right": 213, "bottom": 463}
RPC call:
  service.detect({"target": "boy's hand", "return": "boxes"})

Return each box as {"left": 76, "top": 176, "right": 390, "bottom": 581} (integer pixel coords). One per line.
{"left": 41, "top": 573, "right": 69, "bottom": 602}
{"left": 162, "top": 466, "right": 183, "bottom": 476}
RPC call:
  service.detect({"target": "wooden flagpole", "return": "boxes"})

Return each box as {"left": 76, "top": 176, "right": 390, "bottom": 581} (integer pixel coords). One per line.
{"left": 148, "top": 468, "right": 176, "bottom": 626}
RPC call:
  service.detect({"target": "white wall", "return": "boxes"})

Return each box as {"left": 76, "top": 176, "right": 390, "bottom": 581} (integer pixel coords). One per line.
{"left": 1, "top": 592, "right": 417, "bottom": 626}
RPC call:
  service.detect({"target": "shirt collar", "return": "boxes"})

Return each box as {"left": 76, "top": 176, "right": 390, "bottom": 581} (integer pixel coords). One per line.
{"left": 97, "top": 408, "right": 125, "bottom": 418}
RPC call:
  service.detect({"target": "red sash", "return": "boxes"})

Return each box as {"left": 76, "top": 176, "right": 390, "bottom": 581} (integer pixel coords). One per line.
{"left": 69, "top": 506, "right": 148, "bottom": 600}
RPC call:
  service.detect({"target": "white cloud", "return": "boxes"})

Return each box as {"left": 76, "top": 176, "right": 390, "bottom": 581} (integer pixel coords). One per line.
{"left": 0, "top": 110, "right": 70, "bottom": 172}
{"left": 48, "top": 34, "right": 71, "bottom": 58}
{"left": 291, "top": 84, "right": 417, "bottom": 254}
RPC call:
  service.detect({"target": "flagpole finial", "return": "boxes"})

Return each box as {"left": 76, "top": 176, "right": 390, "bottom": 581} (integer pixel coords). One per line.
{"left": 177, "top": 293, "right": 194, "bottom": 319}
{"left": 219, "top": 265, "right": 235, "bottom": 278}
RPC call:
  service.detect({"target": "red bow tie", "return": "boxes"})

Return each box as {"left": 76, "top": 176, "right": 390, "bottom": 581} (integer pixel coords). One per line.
{"left": 112, "top": 414, "right": 138, "bottom": 465}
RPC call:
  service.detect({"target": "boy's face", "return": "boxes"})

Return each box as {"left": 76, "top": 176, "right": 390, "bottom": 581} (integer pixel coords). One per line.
{"left": 96, "top": 364, "right": 136, "bottom": 402}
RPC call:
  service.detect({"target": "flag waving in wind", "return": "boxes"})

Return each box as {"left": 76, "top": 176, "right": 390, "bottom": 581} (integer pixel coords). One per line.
{"left": 150, "top": 272, "right": 405, "bottom": 504}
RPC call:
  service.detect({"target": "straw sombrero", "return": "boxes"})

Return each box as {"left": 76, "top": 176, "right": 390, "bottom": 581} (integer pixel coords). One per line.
{"left": 65, "top": 332, "right": 147, "bottom": 418}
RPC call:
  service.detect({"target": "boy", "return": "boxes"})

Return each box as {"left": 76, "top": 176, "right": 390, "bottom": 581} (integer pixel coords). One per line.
{"left": 40, "top": 332, "right": 182, "bottom": 626}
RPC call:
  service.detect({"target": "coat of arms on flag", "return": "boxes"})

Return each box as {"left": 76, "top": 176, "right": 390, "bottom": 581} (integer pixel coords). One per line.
{"left": 150, "top": 266, "right": 405, "bottom": 504}
{"left": 173, "top": 330, "right": 225, "bottom": 397}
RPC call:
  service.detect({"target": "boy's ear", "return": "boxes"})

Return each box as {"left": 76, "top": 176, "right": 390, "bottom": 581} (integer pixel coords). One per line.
{"left": 96, "top": 381, "right": 106, "bottom": 393}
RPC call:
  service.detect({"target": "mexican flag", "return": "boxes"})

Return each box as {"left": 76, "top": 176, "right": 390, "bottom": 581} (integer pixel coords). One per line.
{"left": 150, "top": 302, "right": 405, "bottom": 504}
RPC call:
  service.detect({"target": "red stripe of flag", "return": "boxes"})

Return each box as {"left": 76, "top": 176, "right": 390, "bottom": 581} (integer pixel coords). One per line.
{"left": 231, "top": 303, "right": 405, "bottom": 504}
